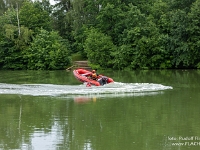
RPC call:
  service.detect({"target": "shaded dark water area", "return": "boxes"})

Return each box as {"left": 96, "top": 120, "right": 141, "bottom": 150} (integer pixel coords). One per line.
{"left": 0, "top": 70, "right": 200, "bottom": 150}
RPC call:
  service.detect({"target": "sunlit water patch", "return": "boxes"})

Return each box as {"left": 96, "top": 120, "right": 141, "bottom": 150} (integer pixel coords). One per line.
{"left": 0, "top": 82, "right": 172, "bottom": 97}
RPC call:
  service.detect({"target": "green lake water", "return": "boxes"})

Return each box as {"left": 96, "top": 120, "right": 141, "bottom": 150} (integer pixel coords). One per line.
{"left": 0, "top": 70, "right": 200, "bottom": 150}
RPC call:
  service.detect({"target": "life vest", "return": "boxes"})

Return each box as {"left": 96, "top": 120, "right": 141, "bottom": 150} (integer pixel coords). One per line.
{"left": 91, "top": 73, "right": 97, "bottom": 79}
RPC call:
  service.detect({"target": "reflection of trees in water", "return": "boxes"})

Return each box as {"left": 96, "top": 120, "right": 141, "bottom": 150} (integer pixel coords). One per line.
{"left": 0, "top": 95, "right": 23, "bottom": 149}
{"left": 1, "top": 85, "right": 200, "bottom": 150}
{"left": 0, "top": 95, "right": 65, "bottom": 149}
{"left": 0, "top": 93, "right": 165, "bottom": 150}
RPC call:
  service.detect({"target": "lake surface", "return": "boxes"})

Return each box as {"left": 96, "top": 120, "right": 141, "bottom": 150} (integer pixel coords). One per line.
{"left": 0, "top": 69, "right": 200, "bottom": 150}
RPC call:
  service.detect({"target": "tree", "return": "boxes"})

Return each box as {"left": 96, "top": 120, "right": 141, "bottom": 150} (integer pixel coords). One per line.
{"left": 69, "top": 0, "right": 100, "bottom": 55}
{"left": 24, "top": 29, "right": 70, "bottom": 70}
{"left": 52, "top": 0, "right": 72, "bottom": 38}
{"left": 0, "top": 7, "right": 33, "bottom": 69}
{"left": 84, "top": 28, "right": 116, "bottom": 69}
{"left": 187, "top": 0, "right": 200, "bottom": 68}
{"left": 166, "top": 10, "right": 190, "bottom": 68}
{"left": 0, "top": 0, "right": 6, "bottom": 15}
{"left": 19, "top": 0, "right": 52, "bottom": 33}
{"left": 96, "top": 3, "right": 122, "bottom": 44}
{"left": 52, "top": 0, "right": 74, "bottom": 56}
{"left": 164, "top": 0, "right": 196, "bottom": 12}
{"left": 0, "top": 0, "right": 25, "bottom": 14}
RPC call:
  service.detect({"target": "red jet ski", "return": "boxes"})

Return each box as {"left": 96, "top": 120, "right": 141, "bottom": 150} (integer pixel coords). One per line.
{"left": 73, "top": 68, "right": 114, "bottom": 86}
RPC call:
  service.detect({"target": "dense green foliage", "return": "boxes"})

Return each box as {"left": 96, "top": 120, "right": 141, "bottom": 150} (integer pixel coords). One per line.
{"left": 1, "top": 0, "right": 200, "bottom": 70}
{"left": 24, "top": 29, "right": 70, "bottom": 70}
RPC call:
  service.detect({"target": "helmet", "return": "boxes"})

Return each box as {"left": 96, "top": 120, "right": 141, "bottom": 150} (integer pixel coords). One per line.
{"left": 92, "top": 70, "right": 96, "bottom": 73}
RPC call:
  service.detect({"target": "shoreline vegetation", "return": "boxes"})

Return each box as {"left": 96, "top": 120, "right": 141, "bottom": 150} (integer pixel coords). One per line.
{"left": 1, "top": 0, "right": 200, "bottom": 70}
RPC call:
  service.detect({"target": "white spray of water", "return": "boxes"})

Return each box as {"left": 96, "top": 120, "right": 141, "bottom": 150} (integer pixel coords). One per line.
{"left": 0, "top": 82, "right": 172, "bottom": 97}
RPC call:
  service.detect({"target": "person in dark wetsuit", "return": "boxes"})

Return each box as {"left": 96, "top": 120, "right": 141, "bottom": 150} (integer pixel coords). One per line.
{"left": 97, "top": 76, "right": 108, "bottom": 85}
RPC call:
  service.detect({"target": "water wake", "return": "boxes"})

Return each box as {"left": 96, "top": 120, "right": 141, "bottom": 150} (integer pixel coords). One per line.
{"left": 0, "top": 82, "right": 172, "bottom": 97}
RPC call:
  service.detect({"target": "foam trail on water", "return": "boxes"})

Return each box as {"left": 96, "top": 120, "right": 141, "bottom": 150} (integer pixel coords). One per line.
{"left": 0, "top": 82, "right": 173, "bottom": 97}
